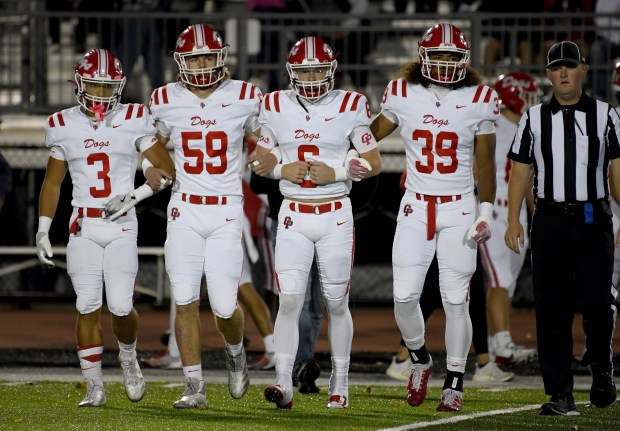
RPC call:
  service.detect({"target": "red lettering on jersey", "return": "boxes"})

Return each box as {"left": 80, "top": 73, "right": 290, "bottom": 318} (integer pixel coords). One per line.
{"left": 340, "top": 91, "right": 352, "bottom": 113}
{"left": 84, "top": 138, "right": 110, "bottom": 149}
{"left": 137, "top": 104, "right": 145, "bottom": 118}
{"left": 283, "top": 216, "right": 293, "bottom": 229}
{"left": 125, "top": 104, "right": 134, "bottom": 120}
{"left": 483, "top": 87, "right": 493, "bottom": 103}
{"left": 240, "top": 82, "right": 248, "bottom": 100}
{"left": 472, "top": 84, "right": 484, "bottom": 103}
{"left": 422, "top": 115, "right": 449, "bottom": 128}
{"left": 294, "top": 130, "right": 320, "bottom": 142}
{"left": 171, "top": 207, "right": 180, "bottom": 220}
{"left": 403, "top": 204, "right": 413, "bottom": 217}
{"left": 351, "top": 93, "right": 362, "bottom": 111}
{"left": 190, "top": 116, "right": 217, "bottom": 128}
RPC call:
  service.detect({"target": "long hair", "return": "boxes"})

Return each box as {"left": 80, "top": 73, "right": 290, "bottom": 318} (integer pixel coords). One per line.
{"left": 398, "top": 62, "right": 482, "bottom": 88}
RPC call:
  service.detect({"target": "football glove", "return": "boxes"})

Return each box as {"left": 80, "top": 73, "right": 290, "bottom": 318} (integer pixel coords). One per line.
{"left": 35, "top": 232, "right": 55, "bottom": 268}
{"left": 347, "top": 157, "right": 372, "bottom": 180}
{"left": 467, "top": 202, "right": 493, "bottom": 244}
{"left": 104, "top": 183, "right": 154, "bottom": 221}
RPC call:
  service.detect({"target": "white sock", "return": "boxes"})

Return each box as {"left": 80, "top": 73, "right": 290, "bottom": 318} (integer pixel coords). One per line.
{"left": 78, "top": 344, "right": 104, "bottom": 382}
{"left": 330, "top": 356, "right": 350, "bottom": 398}
{"left": 118, "top": 340, "right": 137, "bottom": 363}
{"left": 274, "top": 353, "right": 295, "bottom": 390}
{"left": 226, "top": 341, "right": 244, "bottom": 356}
{"left": 183, "top": 364, "right": 203, "bottom": 381}
{"left": 494, "top": 331, "right": 512, "bottom": 354}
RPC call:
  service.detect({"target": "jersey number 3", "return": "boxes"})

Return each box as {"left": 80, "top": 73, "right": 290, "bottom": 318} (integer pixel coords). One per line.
{"left": 182, "top": 131, "right": 228, "bottom": 175}
{"left": 412, "top": 130, "right": 458, "bottom": 174}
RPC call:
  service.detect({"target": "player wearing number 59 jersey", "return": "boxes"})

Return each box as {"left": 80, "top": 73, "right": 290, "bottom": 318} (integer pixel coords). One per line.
{"left": 36, "top": 49, "right": 174, "bottom": 408}
{"left": 371, "top": 23, "right": 499, "bottom": 412}
{"left": 146, "top": 24, "right": 260, "bottom": 409}
{"left": 252, "top": 36, "right": 381, "bottom": 410}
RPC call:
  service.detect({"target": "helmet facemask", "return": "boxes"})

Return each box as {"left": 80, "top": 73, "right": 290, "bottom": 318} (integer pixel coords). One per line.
{"left": 75, "top": 74, "right": 125, "bottom": 121}
{"left": 419, "top": 50, "right": 469, "bottom": 84}
{"left": 287, "top": 60, "right": 337, "bottom": 101}
{"left": 174, "top": 48, "right": 227, "bottom": 88}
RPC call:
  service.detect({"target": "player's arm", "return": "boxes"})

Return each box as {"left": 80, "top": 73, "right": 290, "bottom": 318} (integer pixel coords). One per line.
{"left": 370, "top": 113, "right": 398, "bottom": 142}
{"left": 467, "top": 131, "right": 496, "bottom": 244}
{"left": 36, "top": 156, "right": 68, "bottom": 268}
{"left": 504, "top": 160, "right": 530, "bottom": 254}
{"left": 250, "top": 128, "right": 307, "bottom": 184}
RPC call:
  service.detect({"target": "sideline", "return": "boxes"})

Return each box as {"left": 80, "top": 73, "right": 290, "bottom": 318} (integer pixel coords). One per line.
{"left": 375, "top": 401, "right": 590, "bottom": 431}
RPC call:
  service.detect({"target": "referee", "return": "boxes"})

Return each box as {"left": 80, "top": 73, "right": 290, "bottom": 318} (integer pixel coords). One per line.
{"left": 505, "top": 41, "right": 619, "bottom": 416}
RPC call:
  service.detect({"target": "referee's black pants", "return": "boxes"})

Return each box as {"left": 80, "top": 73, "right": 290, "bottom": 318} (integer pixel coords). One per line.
{"left": 531, "top": 203, "right": 616, "bottom": 397}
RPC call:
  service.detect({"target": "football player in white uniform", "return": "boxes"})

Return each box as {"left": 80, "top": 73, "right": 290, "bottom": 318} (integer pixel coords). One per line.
{"left": 251, "top": 36, "right": 381, "bottom": 410}
{"left": 371, "top": 23, "right": 499, "bottom": 412}
{"left": 480, "top": 71, "right": 539, "bottom": 365}
{"left": 141, "top": 24, "right": 261, "bottom": 409}
{"left": 36, "top": 49, "right": 174, "bottom": 407}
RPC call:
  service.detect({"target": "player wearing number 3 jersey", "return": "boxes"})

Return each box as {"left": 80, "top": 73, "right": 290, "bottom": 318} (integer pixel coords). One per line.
{"left": 146, "top": 24, "right": 261, "bottom": 409}
{"left": 36, "top": 49, "right": 174, "bottom": 407}
{"left": 371, "top": 23, "right": 499, "bottom": 412}
{"left": 251, "top": 36, "right": 381, "bottom": 410}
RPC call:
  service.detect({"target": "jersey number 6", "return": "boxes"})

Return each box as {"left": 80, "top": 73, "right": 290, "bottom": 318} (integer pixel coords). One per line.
{"left": 182, "top": 131, "right": 228, "bottom": 175}
{"left": 412, "top": 129, "right": 458, "bottom": 174}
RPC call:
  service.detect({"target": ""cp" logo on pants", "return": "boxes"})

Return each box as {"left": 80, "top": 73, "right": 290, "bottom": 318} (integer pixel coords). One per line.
{"left": 283, "top": 216, "right": 293, "bottom": 229}
{"left": 403, "top": 204, "right": 413, "bottom": 217}
{"left": 171, "top": 207, "right": 180, "bottom": 220}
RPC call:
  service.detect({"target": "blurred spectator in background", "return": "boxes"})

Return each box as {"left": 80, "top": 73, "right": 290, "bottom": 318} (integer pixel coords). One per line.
{"left": 246, "top": 0, "right": 287, "bottom": 93}
{"left": 47, "top": 1, "right": 115, "bottom": 53}
{"left": 541, "top": 0, "right": 596, "bottom": 64}
{"left": 0, "top": 152, "right": 11, "bottom": 215}
{"left": 591, "top": 0, "right": 620, "bottom": 101}
{"left": 115, "top": 0, "right": 166, "bottom": 102}
{"left": 478, "top": 1, "right": 542, "bottom": 74}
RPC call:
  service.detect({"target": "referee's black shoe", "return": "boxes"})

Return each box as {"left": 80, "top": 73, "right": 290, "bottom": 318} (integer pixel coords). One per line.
{"left": 539, "top": 394, "right": 579, "bottom": 416}
{"left": 297, "top": 359, "right": 321, "bottom": 394}
{"left": 590, "top": 363, "right": 617, "bottom": 408}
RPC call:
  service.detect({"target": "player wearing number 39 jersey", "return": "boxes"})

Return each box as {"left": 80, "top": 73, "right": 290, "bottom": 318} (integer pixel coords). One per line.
{"left": 251, "top": 36, "right": 381, "bottom": 410}
{"left": 145, "top": 24, "right": 261, "bottom": 409}
{"left": 371, "top": 23, "right": 499, "bottom": 412}
{"left": 36, "top": 49, "right": 174, "bottom": 407}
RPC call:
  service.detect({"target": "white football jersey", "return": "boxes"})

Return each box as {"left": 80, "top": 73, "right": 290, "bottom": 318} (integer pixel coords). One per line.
{"left": 45, "top": 103, "right": 156, "bottom": 208}
{"left": 149, "top": 80, "right": 261, "bottom": 197}
{"left": 494, "top": 114, "right": 517, "bottom": 204}
{"left": 381, "top": 79, "right": 500, "bottom": 195}
{"left": 258, "top": 89, "right": 375, "bottom": 199}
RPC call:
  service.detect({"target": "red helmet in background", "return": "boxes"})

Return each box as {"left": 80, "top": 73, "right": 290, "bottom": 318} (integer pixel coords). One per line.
{"left": 495, "top": 71, "right": 541, "bottom": 115}
{"left": 418, "top": 23, "right": 470, "bottom": 84}
{"left": 74, "top": 49, "right": 125, "bottom": 119}
{"left": 286, "top": 36, "right": 338, "bottom": 100}
{"left": 174, "top": 24, "right": 227, "bottom": 87}
{"left": 612, "top": 60, "right": 620, "bottom": 105}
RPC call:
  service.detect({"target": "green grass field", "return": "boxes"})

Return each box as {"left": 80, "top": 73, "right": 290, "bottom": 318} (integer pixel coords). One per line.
{"left": 1, "top": 382, "right": 618, "bottom": 431}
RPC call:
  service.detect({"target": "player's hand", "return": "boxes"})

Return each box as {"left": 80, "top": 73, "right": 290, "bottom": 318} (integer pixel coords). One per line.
{"left": 104, "top": 192, "right": 137, "bottom": 221}
{"left": 467, "top": 217, "right": 491, "bottom": 244}
{"left": 144, "top": 167, "right": 173, "bottom": 191}
{"left": 347, "top": 157, "right": 372, "bottom": 181}
{"left": 308, "top": 161, "right": 334, "bottom": 185}
{"left": 248, "top": 153, "right": 278, "bottom": 177}
{"left": 35, "top": 232, "right": 55, "bottom": 268}
{"left": 282, "top": 161, "right": 309, "bottom": 184}
{"left": 504, "top": 221, "right": 525, "bottom": 254}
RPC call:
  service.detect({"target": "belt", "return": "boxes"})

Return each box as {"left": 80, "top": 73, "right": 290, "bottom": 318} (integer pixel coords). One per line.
{"left": 535, "top": 199, "right": 605, "bottom": 216}
{"left": 496, "top": 198, "right": 508, "bottom": 207}
{"left": 78, "top": 208, "right": 127, "bottom": 218}
{"left": 413, "top": 194, "right": 462, "bottom": 240}
{"left": 289, "top": 201, "right": 343, "bottom": 214}
{"left": 181, "top": 193, "right": 227, "bottom": 205}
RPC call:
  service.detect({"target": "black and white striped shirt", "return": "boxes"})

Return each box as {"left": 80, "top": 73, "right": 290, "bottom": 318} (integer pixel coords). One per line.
{"left": 508, "top": 94, "right": 620, "bottom": 202}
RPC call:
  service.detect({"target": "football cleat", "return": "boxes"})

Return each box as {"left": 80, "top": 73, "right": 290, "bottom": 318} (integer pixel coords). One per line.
{"left": 472, "top": 361, "right": 514, "bottom": 383}
{"left": 264, "top": 384, "right": 293, "bottom": 410}
{"left": 173, "top": 378, "right": 208, "bottom": 409}
{"left": 225, "top": 345, "right": 249, "bottom": 399}
{"left": 590, "top": 363, "right": 617, "bottom": 408}
{"left": 386, "top": 356, "right": 413, "bottom": 382}
{"left": 141, "top": 353, "right": 182, "bottom": 370}
{"left": 297, "top": 358, "right": 321, "bottom": 394}
{"left": 406, "top": 358, "right": 433, "bottom": 407}
{"left": 78, "top": 379, "right": 107, "bottom": 407}
{"left": 327, "top": 394, "right": 348, "bottom": 409}
{"left": 120, "top": 354, "right": 146, "bottom": 402}
{"left": 437, "top": 388, "right": 463, "bottom": 412}
{"left": 248, "top": 352, "right": 276, "bottom": 370}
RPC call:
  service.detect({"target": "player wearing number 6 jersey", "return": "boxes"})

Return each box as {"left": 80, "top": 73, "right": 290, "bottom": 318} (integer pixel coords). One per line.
{"left": 371, "top": 23, "right": 499, "bottom": 412}
{"left": 145, "top": 24, "right": 261, "bottom": 409}
{"left": 36, "top": 49, "right": 174, "bottom": 407}
{"left": 251, "top": 36, "right": 381, "bottom": 410}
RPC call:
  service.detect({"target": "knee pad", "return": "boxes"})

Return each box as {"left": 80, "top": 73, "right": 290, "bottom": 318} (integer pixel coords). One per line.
{"left": 210, "top": 296, "right": 238, "bottom": 319}
{"left": 107, "top": 299, "right": 132, "bottom": 317}
{"left": 276, "top": 270, "right": 309, "bottom": 295}
{"left": 171, "top": 283, "right": 200, "bottom": 306}
{"left": 442, "top": 300, "right": 469, "bottom": 318}
{"left": 441, "top": 288, "right": 469, "bottom": 306}
{"left": 76, "top": 295, "right": 102, "bottom": 315}
{"left": 278, "top": 293, "right": 305, "bottom": 317}
{"left": 325, "top": 296, "right": 349, "bottom": 317}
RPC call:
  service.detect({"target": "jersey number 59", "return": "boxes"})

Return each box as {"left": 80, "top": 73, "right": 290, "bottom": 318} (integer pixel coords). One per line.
{"left": 182, "top": 131, "right": 228, "bottom": 175}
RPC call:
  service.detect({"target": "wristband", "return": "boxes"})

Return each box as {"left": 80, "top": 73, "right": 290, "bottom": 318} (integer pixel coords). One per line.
{"left": 479, "top": 202, "right": 493, "bottom": 221}
{"left": 141, "top": 157, "right": 154, "bottom": 172}
{"left": 38, "top": 216, "right": 53, "bottom": 234}
{"left": 272, "top": 164, "right": 283, "bottom": 180}
{"left": 134, "top": 183, "right": 155, "bottom": 202}
{"left": 270, "top": 147, "right": 283, "bottom": 163}
{"left": 334, "top": 166, "right": 348, "bottom": 182}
